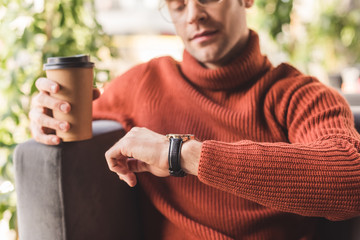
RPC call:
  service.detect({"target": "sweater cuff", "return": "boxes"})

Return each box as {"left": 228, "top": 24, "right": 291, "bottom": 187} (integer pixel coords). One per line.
{"left": 198, "top": 140, "right": 247, "bottom": 192}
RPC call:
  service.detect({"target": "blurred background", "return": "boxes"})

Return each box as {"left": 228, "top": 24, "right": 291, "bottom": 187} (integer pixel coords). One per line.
{"left": 0, "top": 0, "right": 359, "bottom": 239}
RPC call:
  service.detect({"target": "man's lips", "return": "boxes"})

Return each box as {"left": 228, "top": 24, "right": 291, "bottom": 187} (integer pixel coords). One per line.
{"left": 190, "top": 30, "right": 219, "bottom": 41}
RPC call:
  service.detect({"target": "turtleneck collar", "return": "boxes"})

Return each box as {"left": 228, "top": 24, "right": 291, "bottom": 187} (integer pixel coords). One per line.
{"left": 179, "top": 30, "right": 272, "bottom": 91}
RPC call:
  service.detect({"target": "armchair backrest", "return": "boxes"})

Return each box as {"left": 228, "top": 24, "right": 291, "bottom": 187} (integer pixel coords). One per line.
{"left": 351, "top": 106, "right": 360, "bottom": 133}
{"left": 342, "top": 93, "right": 360, "bottom": 132}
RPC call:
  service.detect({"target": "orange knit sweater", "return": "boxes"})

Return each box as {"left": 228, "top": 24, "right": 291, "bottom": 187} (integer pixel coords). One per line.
{"left": 93, "top": 31, "right": 360, "bottom": 239}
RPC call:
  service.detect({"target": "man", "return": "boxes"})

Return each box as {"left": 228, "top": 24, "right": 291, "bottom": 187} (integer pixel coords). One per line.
{"left": 30, "top": 0, "right": 360, "bottom": 239}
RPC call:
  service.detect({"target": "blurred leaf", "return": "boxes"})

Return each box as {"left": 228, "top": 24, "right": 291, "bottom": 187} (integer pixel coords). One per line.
{"left": 71, "top": 6, "right": 79, "bottom": 24}
{"left": 59, "top": 3, "right": 66, "bottom": 27}
{"left": 9, "top": 210, "right": 17, "bottom": 230}
{"left": 30, "top": 78, "right": 38, "bottom": 94}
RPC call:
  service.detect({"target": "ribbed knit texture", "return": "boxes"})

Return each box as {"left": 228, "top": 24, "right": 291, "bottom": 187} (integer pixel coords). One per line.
{"left": 93, "top": 30, "right": 360, "bottom": 240}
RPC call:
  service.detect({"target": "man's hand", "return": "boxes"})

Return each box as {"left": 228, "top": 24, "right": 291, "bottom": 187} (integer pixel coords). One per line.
{"left": 29, "top": 77, "right": 100, "bottom": 145}
{"left": 105, "top": 127, "right": 202, "bottom": 187}
{"left": 105, "top": 127, "right": 169, "bottom": 187}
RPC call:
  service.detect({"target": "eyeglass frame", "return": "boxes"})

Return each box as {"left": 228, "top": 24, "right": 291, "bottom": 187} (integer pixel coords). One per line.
{"left": 158, "top": 0, "right": 224, "bottom": 23}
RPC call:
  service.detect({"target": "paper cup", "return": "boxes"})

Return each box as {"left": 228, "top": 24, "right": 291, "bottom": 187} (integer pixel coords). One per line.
{"left": 44, "top": 55, "right": 94, "bottom": 142}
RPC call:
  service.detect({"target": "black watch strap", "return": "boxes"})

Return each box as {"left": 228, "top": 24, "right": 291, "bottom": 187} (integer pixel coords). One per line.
{"left": 168, "top": 138, "right": 187, "bottom": 177}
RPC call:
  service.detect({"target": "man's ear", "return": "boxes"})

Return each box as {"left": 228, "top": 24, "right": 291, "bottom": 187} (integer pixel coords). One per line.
{"left": 245, "top": 0, "right": 254, "bottom": 8}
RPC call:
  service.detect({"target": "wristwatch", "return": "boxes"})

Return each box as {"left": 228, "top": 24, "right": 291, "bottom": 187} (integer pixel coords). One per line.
{"left": 166, "top": 134, "right": 195, "bottom": 177}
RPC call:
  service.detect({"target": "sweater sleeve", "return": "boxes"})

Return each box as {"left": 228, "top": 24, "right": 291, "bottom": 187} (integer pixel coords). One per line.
{"left": 92, "top": 62, "right": 149, "bottom": 131}
{"left": 197, "top": 78, "right": 360, "bottom": 221}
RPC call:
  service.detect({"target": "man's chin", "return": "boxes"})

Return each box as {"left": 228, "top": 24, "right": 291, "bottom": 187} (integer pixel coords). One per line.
{"left": 192, "top": 52, "right": 223, "bottom": 68}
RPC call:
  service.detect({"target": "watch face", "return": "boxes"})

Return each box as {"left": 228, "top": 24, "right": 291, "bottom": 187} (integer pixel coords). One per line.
{"left": 166, "top": 134, "right": 195, "bottom": 142}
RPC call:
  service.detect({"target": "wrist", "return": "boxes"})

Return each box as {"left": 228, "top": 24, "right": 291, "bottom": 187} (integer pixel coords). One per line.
{"left": 181, "top": 140, "right": 202, "bottom": 176}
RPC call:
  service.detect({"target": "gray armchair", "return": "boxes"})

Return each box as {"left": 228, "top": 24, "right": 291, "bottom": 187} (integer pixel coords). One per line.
{"left": 14, "top": 95, "right": 360, "bottom": 240}
{"left": 14, "top": 121, "right": 142, "bottom": 240}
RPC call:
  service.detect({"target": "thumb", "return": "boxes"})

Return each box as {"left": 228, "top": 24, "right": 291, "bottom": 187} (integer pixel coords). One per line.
{"left": 93, "top": 88, "right": 101, "bottom": 100}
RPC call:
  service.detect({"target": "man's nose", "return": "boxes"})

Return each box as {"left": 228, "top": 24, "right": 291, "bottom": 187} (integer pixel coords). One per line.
{"left": 185, "top": 0, "right": 207, "bottom": 24}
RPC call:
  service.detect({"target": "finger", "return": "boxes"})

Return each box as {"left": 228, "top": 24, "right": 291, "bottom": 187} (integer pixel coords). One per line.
{"left": 35, "top": 78, "right": 59, "bottom": 93}
{"left": 32, "top": 92, "right": 71, "bottom": 113}
{"left": 29, "top": 108, "right": 70, "bottom": 132}
{"left": 117, "top": 172, "right": 137, "bottom": 187}
{"left": 112, "top": 162, "right": 137, "bottom": 187}
{"left": 93, "top": 88, "right": 101, "bottom": 100}
{"left": 105, "top": 150, "right": 137, "bottom": 187}
{"left": 31, "top": 125, "right": 61, "bottom": 145}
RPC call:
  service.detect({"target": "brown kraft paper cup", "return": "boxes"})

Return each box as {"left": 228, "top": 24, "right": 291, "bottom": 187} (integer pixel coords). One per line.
{"left": 44, "top": 55, "right": 94, "bottom": 142}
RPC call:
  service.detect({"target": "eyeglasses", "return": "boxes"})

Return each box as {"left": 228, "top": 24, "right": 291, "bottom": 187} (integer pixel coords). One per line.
{"left": 159, "top": 0, "right": 224, "bottom": 23}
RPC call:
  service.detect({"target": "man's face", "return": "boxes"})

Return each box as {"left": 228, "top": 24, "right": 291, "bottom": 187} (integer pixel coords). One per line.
{"left": 169, "top": 0, "right": 253, "bottom": 69}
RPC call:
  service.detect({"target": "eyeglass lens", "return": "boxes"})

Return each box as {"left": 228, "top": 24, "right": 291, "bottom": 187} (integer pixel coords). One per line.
{"left": 160, "top": 0, "right": 222, "bottom": 23}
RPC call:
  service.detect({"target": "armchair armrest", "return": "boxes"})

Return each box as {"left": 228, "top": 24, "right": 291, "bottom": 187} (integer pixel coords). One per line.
{"left": 14, "top": 120, "right": 142, "bottom": 240}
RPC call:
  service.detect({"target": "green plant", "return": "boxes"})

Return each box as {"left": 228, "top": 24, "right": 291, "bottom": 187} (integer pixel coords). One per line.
{"left": 254, "top": 0, "right": 294, "bottom": 40}
{"left": 308, "top": 0, "right": 360, "bottom": 71}
{"left": 0, "top": 0, "right": 117, "bottom": 237}
{"left": 250, "top": 0, "right": 359, "bottom": 74}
